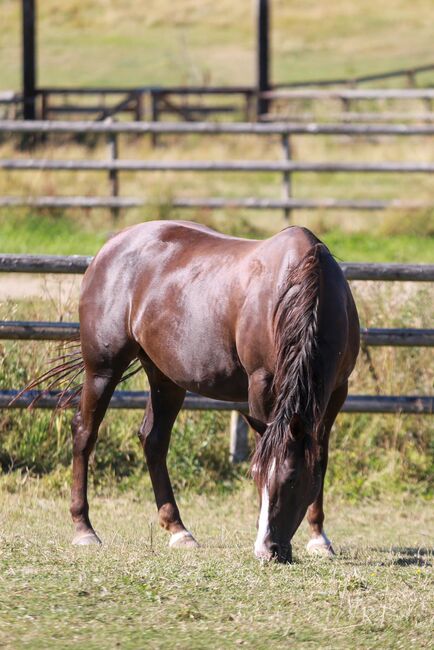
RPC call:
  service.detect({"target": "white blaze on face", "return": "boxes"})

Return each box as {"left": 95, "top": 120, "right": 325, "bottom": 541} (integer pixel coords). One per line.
{"left": 254, "top": 459, "right": 275, "bottom": 559}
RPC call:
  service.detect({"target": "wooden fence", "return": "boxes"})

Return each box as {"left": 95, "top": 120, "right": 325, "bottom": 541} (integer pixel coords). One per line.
{"left": 1, "top": 120, "right": 434, "bottom": 221}
{"left": 7, "top": 61, "right": 434, "bottom": 122}
{"left": 1, "top": 254, "right": 433, "bottom": 416}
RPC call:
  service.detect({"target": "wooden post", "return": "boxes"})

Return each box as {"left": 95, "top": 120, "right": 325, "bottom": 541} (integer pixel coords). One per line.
{"left": 135, "top": 91, "right": 143, "bottom": 122}
{"left": 40, "top": 90, "right": 48, "bottom": 120}
{"left": 407, "top": 70, "right": 416, "bottom": 88}
{"left": 230, "top": 412, "right": 250, "bottom": 463}
{"left": 22, "top": 0, "right": 37, "bottom": 120}
{"left": 107, "top": 128, "right": 119, "bottom": 221}
{"left": 281, "top": 133, "right": 292, "bottom": 222}
{"left": 151, "top": 91, "right": 159, "bottom": 147}
{"left": 256, "top": 0, "right": 270, "bottom": 120}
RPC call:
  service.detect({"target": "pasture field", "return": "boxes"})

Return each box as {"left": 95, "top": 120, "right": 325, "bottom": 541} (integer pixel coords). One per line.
{"left": 1, "top": 0, "right": 434, "bottom": 88}
{"left": 1, "top": 486, "right": 433, "bottom": 649}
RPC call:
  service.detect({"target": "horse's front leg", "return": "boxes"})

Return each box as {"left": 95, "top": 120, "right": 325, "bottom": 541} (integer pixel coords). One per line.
{"left": 306, "top": 381, "right": 348, "bottom": 557}
{"left": 138, "top": 368, "right": 199, "bottom": 549}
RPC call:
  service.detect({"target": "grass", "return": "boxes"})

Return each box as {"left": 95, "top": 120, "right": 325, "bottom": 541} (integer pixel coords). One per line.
{"left": 0, "top": 487, "right": 432, "bottom": 649}
{"left": 0, "top": 211, "right": 433, "bottom": 262}
{"left": 1, "top": 0, "right": 434, "bottom": 89}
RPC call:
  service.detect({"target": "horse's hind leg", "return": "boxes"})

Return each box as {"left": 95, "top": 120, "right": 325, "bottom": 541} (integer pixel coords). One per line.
{"left": 138, "top": 364, "right": 198, "bottom": 549}
{"left": 306, "top": 381, "right": 348, "bottom": 557}
{"left": 71, "top": 356, "right": 133, "bottom": 545}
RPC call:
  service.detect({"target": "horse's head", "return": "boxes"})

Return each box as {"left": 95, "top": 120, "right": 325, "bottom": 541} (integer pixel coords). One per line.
{"left": 252, "top": 414, "right": 322, "bottom": 563}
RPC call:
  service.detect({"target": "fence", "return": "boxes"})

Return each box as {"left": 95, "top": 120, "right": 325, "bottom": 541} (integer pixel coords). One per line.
{"left": 6, "top": 61, "right": 434, "bottom": 122}
{"left": 1, "top": 120, "right": 434, "bottom": 221}
{"left": 276, "top": 63, "right": 434, "bottom": 89}
{"left": 262, "top": 88, "right": 434, "bottom": 123}
{"left": 1, "top": 254, "right": 433, "bottom": 417}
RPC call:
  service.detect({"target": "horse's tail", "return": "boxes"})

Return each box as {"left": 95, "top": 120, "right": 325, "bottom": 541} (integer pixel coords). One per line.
{"left": 8, "top": 336, "right": 85, "bottom": 409}
{"left": 9, "top": 337, "right": 140, "bottom": 410}
{"left": 252, "top": 243, "right": 327, "bottom": 487}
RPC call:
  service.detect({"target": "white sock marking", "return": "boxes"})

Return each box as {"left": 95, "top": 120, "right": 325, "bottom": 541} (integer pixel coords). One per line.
{"left": 254, "top": 459, "right": 275, "bottom": 559}
{"left": 254, "top": 484, "right": 270, "bottom": 558}
{"left": 306, "top": 530, "right": 332, "bottom": 550}
{"left": 169, "top": 530, "right": 193, "bottom": 547}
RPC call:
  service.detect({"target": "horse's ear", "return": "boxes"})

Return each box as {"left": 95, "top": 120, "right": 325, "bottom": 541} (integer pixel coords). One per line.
{"left": 241, "top": 413, "right": 267, "bottom": 435}
{"left": 289, "top": 413, "right": 305, "bottom": 439}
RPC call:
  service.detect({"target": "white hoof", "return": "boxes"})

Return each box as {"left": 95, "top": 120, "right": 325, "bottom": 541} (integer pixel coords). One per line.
{"left": 306, "top": 532, "right": 335, "bottom": 558}
{"left": 72, "top": 531, "right": 102, "bottom": 546}
{"left": 169, "top": 530, "right": 199, "bottom": 549}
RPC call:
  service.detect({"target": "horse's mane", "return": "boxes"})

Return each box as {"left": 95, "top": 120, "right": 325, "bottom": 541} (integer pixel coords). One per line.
{"left": 252, "top": 243, "right": 327, "bottom": 488}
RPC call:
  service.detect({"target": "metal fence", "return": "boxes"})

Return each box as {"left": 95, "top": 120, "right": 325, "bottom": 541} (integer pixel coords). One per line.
{"left": 1, "top": 254, "right": 433, "bottom": 415}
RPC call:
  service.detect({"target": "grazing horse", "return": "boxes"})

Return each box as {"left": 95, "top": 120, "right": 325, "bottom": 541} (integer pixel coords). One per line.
{"left": 37, "top": 220, "right": 360, "bottom": 562}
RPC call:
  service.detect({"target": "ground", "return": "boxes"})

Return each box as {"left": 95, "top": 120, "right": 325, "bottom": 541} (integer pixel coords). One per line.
{"left": 0, "top": 486, "right": 432, "bottom": 649}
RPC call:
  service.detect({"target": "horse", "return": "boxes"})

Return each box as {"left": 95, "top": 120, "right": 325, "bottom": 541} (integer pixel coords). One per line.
{"left": 28, "top": 220, "right": 359, "bottom": 562}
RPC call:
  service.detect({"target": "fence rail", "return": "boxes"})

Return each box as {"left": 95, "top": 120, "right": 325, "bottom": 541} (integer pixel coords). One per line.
{"left": 263, "top": 89, "right": 434, "bottom": 100}
{"left": 2, "top": 159, "right": 434, "bottom": 173}
{"left": 2, "top": 119, "right": 434, "bottom": 135}
{"left": 2, "top": 254, "right": 434, "bottom": 281}
{"left": 1, "top": 390, "right": 432, "bottom": 414}
{"left": 2, "top": 120, "right": 434, "bottom": 220}
{"left": 2, "top": 196, "right": 433, "bottom": 212}
{"left": 1, "top": 321, "right": 434, "bottom": 347}
{"left": 275, "top": 63, "right": 434, "bottom": 88}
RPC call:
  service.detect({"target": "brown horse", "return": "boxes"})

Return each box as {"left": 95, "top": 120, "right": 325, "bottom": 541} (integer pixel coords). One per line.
{"left": 34, "top": 220, "right": 360, "bottom": 562}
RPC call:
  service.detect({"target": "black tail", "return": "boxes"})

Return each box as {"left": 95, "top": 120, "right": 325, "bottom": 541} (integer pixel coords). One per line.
{"left": 10, "top": 337, "right": 140, "bottom": 409}
{"left": 252, "top": 244, "right": 326, "bottom": 487}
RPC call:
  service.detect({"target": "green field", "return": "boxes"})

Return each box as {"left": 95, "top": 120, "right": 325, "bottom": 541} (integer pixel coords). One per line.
{"left": 1, "top": 488, "right": 432, "bottom": 649}
{"left": 1, "top": 0, "right": 434, "bottom": 88}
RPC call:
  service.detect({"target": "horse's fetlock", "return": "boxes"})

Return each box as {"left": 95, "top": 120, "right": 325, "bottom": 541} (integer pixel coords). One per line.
{"left": 70, "top": 501, "right": 88, "bottom": 521}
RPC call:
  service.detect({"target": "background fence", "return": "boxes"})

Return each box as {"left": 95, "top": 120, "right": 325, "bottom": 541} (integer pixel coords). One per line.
{"left": 1, "top": 119, "right": 434, "bottom": 221}
{"left": 3, "top": 61, "right": 434, "bottom": 123}
{"left": 1, "top": 254, "right": 433, "bottom": 416}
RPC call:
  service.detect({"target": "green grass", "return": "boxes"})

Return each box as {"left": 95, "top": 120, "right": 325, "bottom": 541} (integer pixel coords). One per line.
{"left": 321, "top": 230, "right": 434, "bottom": 263}
{"left": 0, "top": 212, "right": 108, "bottom": 255}
{"left": 1, "top": 211, "right": 433, "bottom": 262}
{"left": 1, "top": 0, "right": 434, "bottom": 89}
{"left": 0, "top": 488, "right": 432, "bottom": 649}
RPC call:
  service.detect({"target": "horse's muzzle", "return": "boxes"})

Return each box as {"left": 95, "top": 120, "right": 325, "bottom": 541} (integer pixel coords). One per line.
{"left": 269, "top": 542, "right": 292, "bottom": 564}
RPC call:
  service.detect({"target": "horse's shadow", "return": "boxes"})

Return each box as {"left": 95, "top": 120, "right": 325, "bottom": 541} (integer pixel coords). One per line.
{"left": 339, "top": 545, "right": 433, "bottom": 567}
{"left": 382, "top": 546, "right": 432, "bottom": 567}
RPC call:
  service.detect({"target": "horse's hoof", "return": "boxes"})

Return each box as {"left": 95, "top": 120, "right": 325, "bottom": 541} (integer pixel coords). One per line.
{"left": 306, "top": 533, "right": 335, "bottom": 558}
{"left": 169, "top": 530, "right": 199, "bottom": 549}
{"left": 72, "top": 531, "right": 102, "bottom": 546}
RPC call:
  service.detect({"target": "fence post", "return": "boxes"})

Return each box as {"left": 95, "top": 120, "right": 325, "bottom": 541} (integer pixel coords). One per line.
{"left": 230, "top": 411, "right": 250, "bottom": 463}
{"left": 281, "top": 132, "right": 292, "bottom": 222}
{"left": 107, "top": 124, "right": 119, "bottom": 221}
{"left": 407, "top": 70, "right": 416, "bottom": 88}
{"left": 151, "top": 91, "right": 159, "bottom": 147}
{"left": 134, "top": 91, "right": 143, "bottom": 122}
